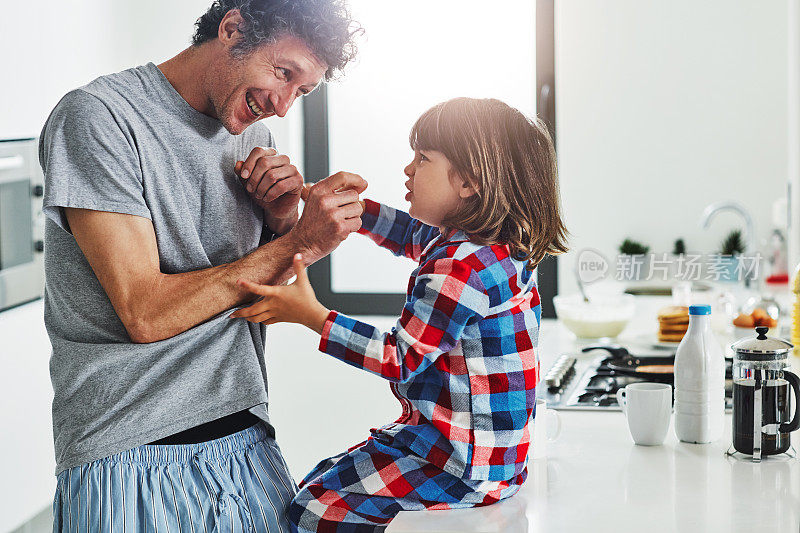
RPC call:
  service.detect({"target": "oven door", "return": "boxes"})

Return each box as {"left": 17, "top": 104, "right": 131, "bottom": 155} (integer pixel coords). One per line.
{"left": 0, "top": 139, "right": 44, "bottom": 311}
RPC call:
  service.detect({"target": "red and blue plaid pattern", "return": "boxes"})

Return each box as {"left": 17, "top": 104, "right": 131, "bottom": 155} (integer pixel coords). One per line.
{"left": 319, "top": 200, "right": 541, "bottom": 482}
{"left": 288, "top": 433, "right": 525, "bottom": 532}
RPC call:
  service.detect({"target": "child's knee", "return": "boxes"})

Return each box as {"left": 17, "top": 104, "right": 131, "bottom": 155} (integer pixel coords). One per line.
{"left": 288, "top": 491, "right": 307, "bottom": 522}
{"left": 288, "top": 486, "right": 317, "bottom": 526}
{"left": 289, "top": 486, "right": 336, "bottom": 532}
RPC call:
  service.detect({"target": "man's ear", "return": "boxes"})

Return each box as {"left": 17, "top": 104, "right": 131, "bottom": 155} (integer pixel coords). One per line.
{"left": 459, "top": 180, "right": 479, "bottom": 199}
{"left": 218, "top": 9, "right": 245, "bottom": 45}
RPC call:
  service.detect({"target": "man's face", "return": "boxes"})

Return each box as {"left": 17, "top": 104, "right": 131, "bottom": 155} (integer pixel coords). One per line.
{"left": 208, "top": 33, "right": 327, "bottom": 135}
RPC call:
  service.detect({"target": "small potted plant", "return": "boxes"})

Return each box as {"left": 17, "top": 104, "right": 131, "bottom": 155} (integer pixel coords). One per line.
{"left": 673, "top": 238, "right": 686, "bottom": 256}
{"left": 617, "top": 238, "right": 651, "bottom": 282}
{"left": 713, "top": 229, "right": 745, "bottom": 282}
{"left": 662, "top": 238, "right": 688, "bottom": 283}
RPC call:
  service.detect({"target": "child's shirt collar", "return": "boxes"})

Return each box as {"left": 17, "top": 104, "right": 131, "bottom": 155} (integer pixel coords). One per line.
{"left": 439, "top": 228, "right": 470, "bottom": 245}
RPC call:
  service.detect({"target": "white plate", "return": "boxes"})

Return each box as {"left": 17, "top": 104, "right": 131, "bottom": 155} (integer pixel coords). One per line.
{"left": 627, "top": 332, "right": 682, "bottom": 351}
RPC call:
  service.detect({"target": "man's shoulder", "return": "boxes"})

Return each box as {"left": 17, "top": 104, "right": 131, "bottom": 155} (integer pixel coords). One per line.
{"left": 42, "top": 65, "right": 161, "bottom": 147}
{"left": 53, "top": 65, "right": 153, "bottom": 116}
{"left": 51, "top": 87, "right": 108, "bottom": 118}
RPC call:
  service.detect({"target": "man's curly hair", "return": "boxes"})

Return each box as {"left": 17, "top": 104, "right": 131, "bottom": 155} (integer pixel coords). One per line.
{"left": 193, "top": 0, "right": 362, "bottom": 80}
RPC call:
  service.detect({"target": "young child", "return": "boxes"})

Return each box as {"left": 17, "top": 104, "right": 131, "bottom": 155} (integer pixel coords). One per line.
{"left": 233, "top": 97, "right": 568, "bottom": 532}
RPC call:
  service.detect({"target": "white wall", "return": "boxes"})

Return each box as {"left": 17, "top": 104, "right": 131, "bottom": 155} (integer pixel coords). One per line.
{"left": 788, "top": 0, "right": 800, "bottom": 273}
{"left": 1, "top": 1, "right": 117, "bottom": 139}
{"left": 556, "top": 0, "right": 789, "bottom": 294}
{"left": 0, "top": 0, "right": 303, "bottom": 164}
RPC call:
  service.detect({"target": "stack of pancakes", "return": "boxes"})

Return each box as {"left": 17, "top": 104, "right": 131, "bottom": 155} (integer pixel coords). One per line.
{"left": 657, "top": 306, "right": 689, "bottom": 342}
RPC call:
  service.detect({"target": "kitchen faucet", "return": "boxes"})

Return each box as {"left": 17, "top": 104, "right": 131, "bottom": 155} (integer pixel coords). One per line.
{"left": 699, "top": 201, "right": 756, "bottom": 286}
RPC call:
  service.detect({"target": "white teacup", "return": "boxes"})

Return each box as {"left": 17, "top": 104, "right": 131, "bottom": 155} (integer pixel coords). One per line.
{"left": 532, "top": 398, "right": 562, "bottom": 459}
{"left": 616, "top": 383, "right": 672, "bottom": 446}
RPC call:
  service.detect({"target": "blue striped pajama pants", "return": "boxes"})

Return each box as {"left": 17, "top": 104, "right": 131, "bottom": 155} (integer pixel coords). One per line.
{"left": 52, "top": 423, "right": 297, "bottom": 533}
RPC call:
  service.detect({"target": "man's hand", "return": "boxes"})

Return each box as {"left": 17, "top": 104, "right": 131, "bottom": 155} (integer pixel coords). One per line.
{"left": 235, "top": 147, "right": 302, "bottom": 234}
{"left": 288, "top": 171, "right": 368, "bottom": 262}
{"left": 232, "top": 253, "right": 330, "bottom": 333}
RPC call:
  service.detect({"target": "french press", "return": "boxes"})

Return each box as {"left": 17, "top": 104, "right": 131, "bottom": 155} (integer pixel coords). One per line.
{"left": 729, "top": 327, "right": 800, "bottom": 461}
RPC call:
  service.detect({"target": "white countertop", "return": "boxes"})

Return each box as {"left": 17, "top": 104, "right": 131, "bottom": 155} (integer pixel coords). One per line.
{"left": 389, "top": 298, "right": 800, "bottom": 533}
{"left": 391, "top": 410, "right": 800, "bottom": 533}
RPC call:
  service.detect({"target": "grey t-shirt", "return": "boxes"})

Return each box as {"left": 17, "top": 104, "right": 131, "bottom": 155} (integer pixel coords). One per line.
{"left": 40, "top": 62, "right": 277, "bottom": 475}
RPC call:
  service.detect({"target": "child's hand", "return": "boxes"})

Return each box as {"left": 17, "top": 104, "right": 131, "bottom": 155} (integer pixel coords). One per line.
{"left": 231, "top": 254, "right": 331, "bottom": 333}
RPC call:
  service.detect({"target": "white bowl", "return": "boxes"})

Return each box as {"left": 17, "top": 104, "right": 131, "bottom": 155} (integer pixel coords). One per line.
{"left": 553, "top": 293, "right": 636, "bottom": 339}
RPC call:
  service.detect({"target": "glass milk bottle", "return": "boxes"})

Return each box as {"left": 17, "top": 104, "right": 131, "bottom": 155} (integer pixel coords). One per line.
{"left": 674, "top": 305, "right": 726, "bottom": 443}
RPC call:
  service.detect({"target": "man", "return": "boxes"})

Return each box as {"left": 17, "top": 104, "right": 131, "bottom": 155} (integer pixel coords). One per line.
{"left": 39, "top": 1, "right": 363, "bottom": 530}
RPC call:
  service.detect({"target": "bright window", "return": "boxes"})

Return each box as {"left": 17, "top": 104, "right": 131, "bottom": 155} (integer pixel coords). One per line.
{"left": 327, "top": 0, "right": 537, "bottom": 293}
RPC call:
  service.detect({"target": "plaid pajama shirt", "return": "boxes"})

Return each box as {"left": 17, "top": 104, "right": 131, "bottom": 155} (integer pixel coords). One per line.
{"left": 289, "top": 199, "right": 540, "bottom": 532}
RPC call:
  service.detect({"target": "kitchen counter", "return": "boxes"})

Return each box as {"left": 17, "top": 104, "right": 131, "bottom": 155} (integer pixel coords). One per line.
{"left": 5, "top": 295, "right": 800, "bottom": 532}
{"left": 391, "top": 408, "right": 800, "bottom": 533}
{"left": 388, "top": 298, "right": 800, "bottom": 532}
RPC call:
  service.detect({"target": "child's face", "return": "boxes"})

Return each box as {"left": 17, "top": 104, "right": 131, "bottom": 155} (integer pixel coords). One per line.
{"left": 403, "top": 150, "right": 476, "bottom": 228}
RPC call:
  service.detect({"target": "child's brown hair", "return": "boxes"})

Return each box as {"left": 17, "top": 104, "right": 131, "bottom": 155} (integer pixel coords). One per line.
{"left": 409, "top": 97, "right": 569, "bottom": 269}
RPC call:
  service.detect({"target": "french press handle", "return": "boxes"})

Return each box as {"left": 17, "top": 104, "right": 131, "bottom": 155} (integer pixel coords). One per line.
{"left": 780, "top": 370, "right": 800, "bottom": 434}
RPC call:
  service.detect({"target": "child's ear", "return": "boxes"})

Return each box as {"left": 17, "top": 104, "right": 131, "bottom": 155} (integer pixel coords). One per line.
{"left": 459, "top": 180, "right": 479, "bottom": 199}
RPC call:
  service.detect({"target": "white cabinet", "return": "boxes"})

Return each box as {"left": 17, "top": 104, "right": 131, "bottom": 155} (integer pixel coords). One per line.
{"left": 0, "top": 300, "right": 55, "bottom": 532}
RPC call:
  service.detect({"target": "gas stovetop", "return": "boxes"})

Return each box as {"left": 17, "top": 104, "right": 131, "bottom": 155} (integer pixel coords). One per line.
{"left": 540, "top": 346, "right": 733, "bottom": 411}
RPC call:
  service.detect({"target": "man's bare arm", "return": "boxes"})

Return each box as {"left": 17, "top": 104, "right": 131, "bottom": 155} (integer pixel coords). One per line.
{"left": 65, "top": 170, "right": 367, "bottom": 344}
{"left": 66, "top": 208, "right": 305, "bottom": 343}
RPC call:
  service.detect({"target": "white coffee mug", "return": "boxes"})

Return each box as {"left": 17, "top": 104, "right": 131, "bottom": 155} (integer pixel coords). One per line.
{"left": 616, "top": 383, "right": 672, "bottom": 446}
{"left": 532, "top": 398, "right": 562, "bottom": 459}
